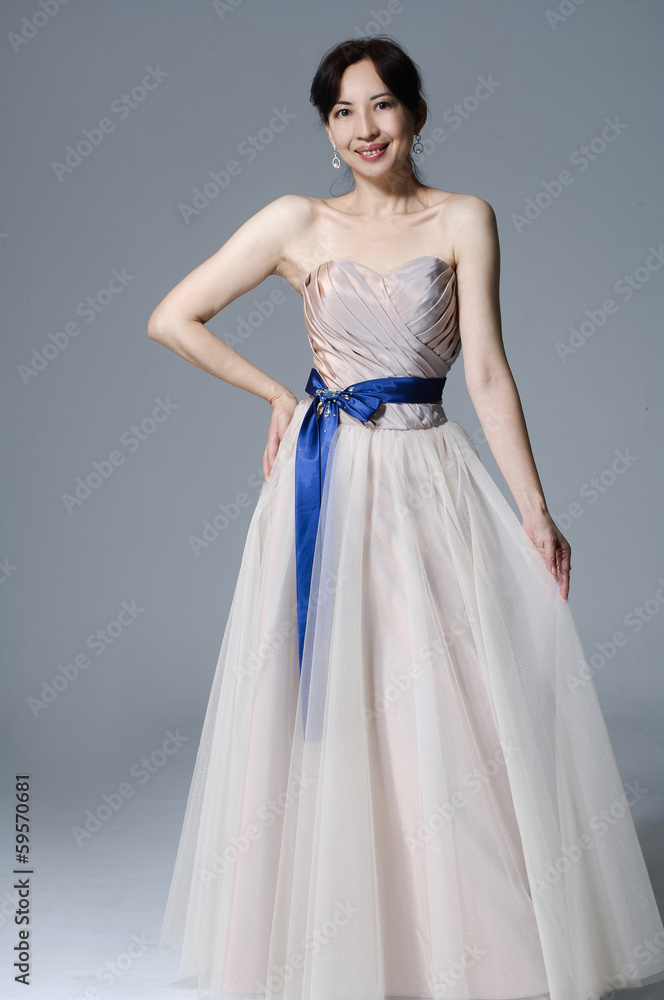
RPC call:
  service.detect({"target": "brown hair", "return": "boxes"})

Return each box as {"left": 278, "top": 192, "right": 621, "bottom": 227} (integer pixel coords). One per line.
{"left": 309, "top": 35, "right": 428, "bottom": 187}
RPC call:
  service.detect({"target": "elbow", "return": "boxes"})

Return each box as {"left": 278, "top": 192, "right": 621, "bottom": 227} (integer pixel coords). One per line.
{"left": 465, "top": 369, "right": 492, "bottom": 401}
{"left": 147, "top": 310, "right": 169, "bottom": 344}
{"left": 465, "top": 363, "right": 513, "bottom": 402}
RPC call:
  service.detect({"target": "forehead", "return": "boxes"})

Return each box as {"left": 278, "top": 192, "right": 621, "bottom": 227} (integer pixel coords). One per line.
{"left": 336, "top": 59, "right": 387, "bottom": 97}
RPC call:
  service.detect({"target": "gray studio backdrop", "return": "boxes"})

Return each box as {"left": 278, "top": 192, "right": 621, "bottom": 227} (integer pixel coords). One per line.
{"left": 1, "top": 0, "right": 663, "bottom": 996}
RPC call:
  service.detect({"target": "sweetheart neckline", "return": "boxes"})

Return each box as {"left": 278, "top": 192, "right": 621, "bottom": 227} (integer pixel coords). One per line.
{"left": 299, "top": 255, "right": 455, "bottom": 289}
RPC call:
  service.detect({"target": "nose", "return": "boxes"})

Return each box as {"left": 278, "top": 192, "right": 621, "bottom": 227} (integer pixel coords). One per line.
{"left": 357, "top": 125, "right": 380, "bottom": 143}
{"left": 355, "top": 109, "right": 380, "bottom": 141}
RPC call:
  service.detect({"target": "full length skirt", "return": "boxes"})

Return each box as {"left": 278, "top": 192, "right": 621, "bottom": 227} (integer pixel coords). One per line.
{"left": 159, "top": 398, "right": 664, "bottom": 1000}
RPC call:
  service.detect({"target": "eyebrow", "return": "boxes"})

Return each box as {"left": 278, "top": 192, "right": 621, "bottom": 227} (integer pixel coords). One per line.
{"left": 333, "top": 91, "right": 392, "bottom": 106}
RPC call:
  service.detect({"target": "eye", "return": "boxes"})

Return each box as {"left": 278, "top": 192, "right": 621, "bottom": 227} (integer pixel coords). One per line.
{"left": 333, "top": 100, "right": 393, "bottom": 118}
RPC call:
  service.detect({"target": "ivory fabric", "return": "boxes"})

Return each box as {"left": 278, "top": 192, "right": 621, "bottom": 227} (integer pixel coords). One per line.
{"left": 159, "top": 256, "right": 664, "bottom": 1000}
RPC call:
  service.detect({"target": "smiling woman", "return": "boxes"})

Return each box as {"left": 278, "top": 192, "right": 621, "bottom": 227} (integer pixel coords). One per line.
{"left": 310, "top": 35, "right": 428, "bottom": 189}
{"left": 149, "top": 34, "right": 664, "bottom": 1000}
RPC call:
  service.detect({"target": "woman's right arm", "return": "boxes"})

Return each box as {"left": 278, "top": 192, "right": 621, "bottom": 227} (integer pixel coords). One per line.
{"left": 147, "top": 194, "right": 310, "bottom": 479}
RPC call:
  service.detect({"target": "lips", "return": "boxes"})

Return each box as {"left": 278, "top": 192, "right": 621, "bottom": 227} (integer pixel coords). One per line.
{"left": 356, "top": 143, "right": 389, "bottom": 159}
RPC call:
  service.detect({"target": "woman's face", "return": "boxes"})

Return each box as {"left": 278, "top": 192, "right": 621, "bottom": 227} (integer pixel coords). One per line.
{"left": 325, "top": 59, "right": 422, "bottom": 179}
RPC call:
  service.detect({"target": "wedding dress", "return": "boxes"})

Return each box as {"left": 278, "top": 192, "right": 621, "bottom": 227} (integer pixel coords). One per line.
{"left": 159, "top": 255, "right": 664, "bottom": 1000}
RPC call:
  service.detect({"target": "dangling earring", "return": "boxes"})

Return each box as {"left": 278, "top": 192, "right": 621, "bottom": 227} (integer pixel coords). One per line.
{"left": 412, "top": 134, "right": 423, "bottom": 154}
{"left": 332, "top": 147, "right": 341, "bottom": 169}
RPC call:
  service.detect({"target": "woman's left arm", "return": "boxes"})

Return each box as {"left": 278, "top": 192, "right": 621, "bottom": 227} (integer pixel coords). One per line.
{"left": 451, "top": 195, "right": 571, "bottom": 600}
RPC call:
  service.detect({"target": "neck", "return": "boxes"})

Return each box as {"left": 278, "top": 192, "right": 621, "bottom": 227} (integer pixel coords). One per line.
{"left": 343, "top": 169, "right": 426, "bottom": 219}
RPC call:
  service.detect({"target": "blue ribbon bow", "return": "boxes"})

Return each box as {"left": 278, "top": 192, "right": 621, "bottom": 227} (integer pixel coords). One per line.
{"left": 294, "top": 367, "right": 446, "bottom": 690}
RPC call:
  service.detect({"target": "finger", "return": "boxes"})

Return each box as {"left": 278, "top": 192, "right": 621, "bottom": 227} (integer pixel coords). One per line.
{"left": 267, "top": 428, "right": 282, "bottom": 471}
{"left": 558, "top": 543, "right": 571, "bottom": 574}
{"left": 267, "top": 431, "right": 279, "bottom": 467}
{"left": 557, "top": 557, "right": 570, "bottom": 600}
{"left": 561, "top": 572, "right": 570, "bottom": 601}
{"left": 543, "top": 536, "right": 558, "bottom": 578}
{"left": 558, "top": 544, "right": 571, "bottom": 600}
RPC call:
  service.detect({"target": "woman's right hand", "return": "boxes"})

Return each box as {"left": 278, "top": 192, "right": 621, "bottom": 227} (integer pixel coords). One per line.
{"left": 262, "top": 390, "right": 301, "bottom": 482}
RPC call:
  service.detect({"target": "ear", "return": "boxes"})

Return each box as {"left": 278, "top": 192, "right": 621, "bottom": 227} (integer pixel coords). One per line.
{"left": 414, "top": 98, "right": 428, "bottom": 134}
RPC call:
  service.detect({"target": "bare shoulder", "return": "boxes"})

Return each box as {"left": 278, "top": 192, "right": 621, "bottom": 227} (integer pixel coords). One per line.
{"left": 268, "top": 195, "right": 337, "bottom": 288}
{"left": 445, "top": 192, "right": 496, "bottom": 232}
{"left": 244, "top": 192, "right": 316, "bottom": 240}
{"left": 271, "top": 192, "right": 340, "bottom": 232}
{"left": 253, "top": 194, "right": 320, "bottom": 249}
{"left": 267, "top": 192, "right": 318, "bottom": 221}
{"left": 219, "top": 193, "right": 319, "bottom": 284}
{"left": 445, "top": 193, "right": 498, "bottom": 259}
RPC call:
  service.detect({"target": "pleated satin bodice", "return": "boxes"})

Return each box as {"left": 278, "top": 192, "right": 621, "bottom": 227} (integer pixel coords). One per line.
{"left": 301, "top": 256, "right": 460, "bottom": 429}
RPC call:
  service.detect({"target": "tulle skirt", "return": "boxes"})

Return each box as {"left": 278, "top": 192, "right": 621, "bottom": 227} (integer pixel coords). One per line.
{"left": 159, "top": 398, "right": 664, "bottom": 1000}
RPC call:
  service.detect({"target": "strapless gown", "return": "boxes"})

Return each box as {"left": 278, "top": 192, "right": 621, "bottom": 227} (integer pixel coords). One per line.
{"left": 159, "top": 257, "right": 664, "bottom": 1000}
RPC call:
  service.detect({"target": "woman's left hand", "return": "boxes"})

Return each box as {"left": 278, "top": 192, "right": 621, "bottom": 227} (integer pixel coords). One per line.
{"left": 521, "top": 510, "right": 571, "bottom": 601}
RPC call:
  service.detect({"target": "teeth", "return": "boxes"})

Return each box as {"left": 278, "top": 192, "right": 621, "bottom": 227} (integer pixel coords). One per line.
{"left": 359, "top": 146, "right": 386, "bottom": 157}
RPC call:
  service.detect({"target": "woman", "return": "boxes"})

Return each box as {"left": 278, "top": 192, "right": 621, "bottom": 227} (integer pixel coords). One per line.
{"left": 149, "top": 36, "right": 664, "bottom": 1000}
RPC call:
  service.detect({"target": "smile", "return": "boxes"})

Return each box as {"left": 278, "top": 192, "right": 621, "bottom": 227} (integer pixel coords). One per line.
{"left": 356, "top": 144, "right": 389, "bottom": 160}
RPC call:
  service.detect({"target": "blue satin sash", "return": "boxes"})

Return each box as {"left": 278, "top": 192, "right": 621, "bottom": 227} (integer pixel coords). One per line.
{"left": 294, "top": 367, "right": 446, "bottom": 677}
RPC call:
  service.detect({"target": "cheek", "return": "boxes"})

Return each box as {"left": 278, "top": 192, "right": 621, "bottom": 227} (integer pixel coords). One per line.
{"left": 331, "top": 123, "right": 353, "bottom": 144}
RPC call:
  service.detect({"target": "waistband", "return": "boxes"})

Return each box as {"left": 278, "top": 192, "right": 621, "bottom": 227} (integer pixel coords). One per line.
{"left": 294, "top": 366, "right": 446, "bottom": 736}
